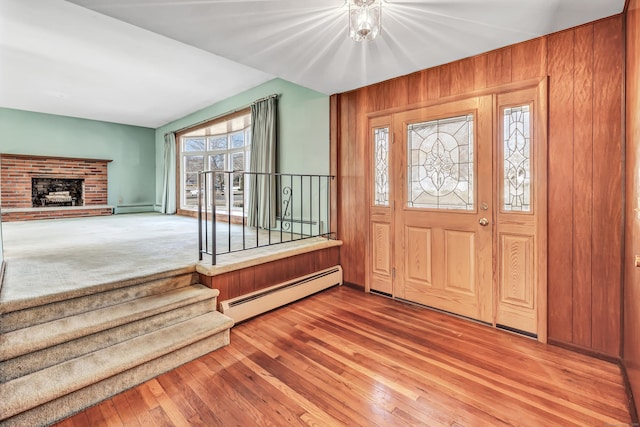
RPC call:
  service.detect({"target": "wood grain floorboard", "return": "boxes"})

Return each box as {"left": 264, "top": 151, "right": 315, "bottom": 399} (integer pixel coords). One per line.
{"left": 55, "top": 286, "right": 631, "bottom": 426}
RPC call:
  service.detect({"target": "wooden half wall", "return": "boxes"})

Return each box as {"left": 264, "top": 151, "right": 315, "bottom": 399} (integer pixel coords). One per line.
{"left": 332, "top": 16, "right": 624, "bottom": 357}
{"left": 199, "top": 246, "right": 340, "bottom": 305}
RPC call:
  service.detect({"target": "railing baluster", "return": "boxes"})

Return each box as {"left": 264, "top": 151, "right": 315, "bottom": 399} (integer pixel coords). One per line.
{"left": 242, "top": 172, "right": 246, "bottom": 251}
{"left": 327, "top": 176, "right": 332, "bottom": 238}
{"left": 227, "top": 171, "right": 231, "bottom": 253}
{"left": 254, "top": 172, "right": 259, "bottom": 248}
{"left": 268, "top": 172, "right": 272, "bottom": 245}
{"left": 198, "top": 171, "right": 203, "bottom": 261}
{"left": 278, "top": 175, "right": 283, "bottom": 243}
{"left": 299, "top": 175, "right": 303, "bottom": 241}
{"left": 318, "top": 175, "right": 321, "bottom": 236}
{"left": 204, "top": 172, "right": 208, "bottom": 256}
{"left": 308, "top": 176, "right": 312, "bottom": 238}
{"left": 211, "top": 171, "right": 216, "bottom": 265}
{"left": 293, "top": 175, "right": 297, "bottom": 240}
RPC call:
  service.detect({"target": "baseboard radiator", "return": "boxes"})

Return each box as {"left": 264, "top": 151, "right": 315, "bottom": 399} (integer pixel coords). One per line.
{"left": 220, "top": 265, "right": 342, "bottom": 323}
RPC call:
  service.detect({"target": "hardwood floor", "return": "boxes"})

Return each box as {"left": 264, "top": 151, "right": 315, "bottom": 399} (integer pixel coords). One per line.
{"left": 56, "top": 286, "right": 631, "bottom": 426}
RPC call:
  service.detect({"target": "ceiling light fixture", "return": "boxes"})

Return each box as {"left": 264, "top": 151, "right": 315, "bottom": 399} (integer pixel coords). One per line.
{"left": 349, "top": 0, "right": 381, "bottom": 42}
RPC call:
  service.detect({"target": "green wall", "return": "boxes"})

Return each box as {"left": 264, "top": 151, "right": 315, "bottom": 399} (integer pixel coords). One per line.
{"left": 0, "top": 108, "right": 156, "bottom": 213}
{"left": 155, "top": 78, "right": 330, "bottom": 208}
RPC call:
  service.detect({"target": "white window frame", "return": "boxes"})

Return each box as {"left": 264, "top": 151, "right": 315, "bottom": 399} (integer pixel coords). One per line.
{"left": 180, "top": 118, "right": 251, "bottom": 214}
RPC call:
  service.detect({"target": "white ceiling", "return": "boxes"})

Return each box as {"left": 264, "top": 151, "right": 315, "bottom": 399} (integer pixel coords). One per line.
{"left": 0, "top": 0, "right": 625, "bottom": 128}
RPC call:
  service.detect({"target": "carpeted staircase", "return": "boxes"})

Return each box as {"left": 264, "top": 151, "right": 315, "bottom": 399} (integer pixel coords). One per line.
{"left": 0, "top": 270, "right": 234, "bottom": 426}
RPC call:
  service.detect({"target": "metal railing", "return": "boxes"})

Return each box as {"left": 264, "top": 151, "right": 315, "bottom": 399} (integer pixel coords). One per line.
{"left": 197, "top": 171, "right": 335, "bottom": 265}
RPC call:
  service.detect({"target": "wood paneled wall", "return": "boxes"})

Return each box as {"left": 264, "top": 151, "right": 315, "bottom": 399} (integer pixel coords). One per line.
{"left": 199, "top": 246, "right": 340, "bottom": 305}
{"left": 625, "top": 0, "right": 640, "bottom": 416}
{"left": 333, "top": 16, "right": 624, "bottom": 357}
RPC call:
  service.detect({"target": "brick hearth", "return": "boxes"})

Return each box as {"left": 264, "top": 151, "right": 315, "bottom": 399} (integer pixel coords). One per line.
{"left": 1, "top": 154, "right": 113, "bottom": 222}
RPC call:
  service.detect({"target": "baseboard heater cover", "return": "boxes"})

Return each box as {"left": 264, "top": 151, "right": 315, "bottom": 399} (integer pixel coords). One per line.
{"left": 220, "top": 265, "right": 343, "bottom": 323}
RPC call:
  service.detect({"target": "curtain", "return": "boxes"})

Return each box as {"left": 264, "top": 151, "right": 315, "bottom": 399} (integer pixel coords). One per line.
{"left": 248, "top": 96, "right": 277, "bottom": 229}
{"left": 161, "top": 132, "right": 177, "bottom": 214}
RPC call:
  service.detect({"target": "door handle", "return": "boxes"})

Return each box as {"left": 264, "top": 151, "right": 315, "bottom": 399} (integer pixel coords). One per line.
{"left": 479, "top": 218, "right": 489, "bottom": 226}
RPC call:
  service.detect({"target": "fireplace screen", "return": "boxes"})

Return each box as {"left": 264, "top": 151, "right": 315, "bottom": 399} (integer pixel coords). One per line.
{"left": 32, "top": 178, "right": 84, "bottom": 207}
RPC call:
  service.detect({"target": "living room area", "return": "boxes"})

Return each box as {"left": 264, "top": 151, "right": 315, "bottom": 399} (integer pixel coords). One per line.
{"left": 1, "top": 0, "right": 639, "bottom": 425}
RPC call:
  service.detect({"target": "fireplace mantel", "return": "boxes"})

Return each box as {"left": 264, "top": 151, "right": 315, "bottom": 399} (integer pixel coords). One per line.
{"left": 1, "top": 153, "right": 113, "bottom": 163}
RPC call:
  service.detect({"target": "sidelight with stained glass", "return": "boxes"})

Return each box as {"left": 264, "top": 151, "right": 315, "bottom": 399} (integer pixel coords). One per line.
{"left": 374, "top": 127, "right": 390, "bottom": 206}
{"left": 502, "top": 105, "right": 531, "bottom": 212}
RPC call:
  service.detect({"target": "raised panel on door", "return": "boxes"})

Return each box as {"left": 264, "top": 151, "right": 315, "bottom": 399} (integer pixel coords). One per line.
{"left": 500, "top": 234, "right": 534, "bottom": 306}
{"left": 371, "top": 221, "right": 393, "bottom": 294}
{"left": 404, "top": 225, "right": 433, "bottom": 285}
{"left": 497, "top": 232, "right": 536, "bottom": 332}
{"left": 444, "top": 230, "right": 476, "bottom": 295}
{"left": 372, "top": 222, "right": 391, "bottom": 276}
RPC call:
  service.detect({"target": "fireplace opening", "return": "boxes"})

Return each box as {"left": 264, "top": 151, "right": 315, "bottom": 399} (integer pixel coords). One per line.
{"left": 32, "top": 177, "right": 84, "bottom": 207}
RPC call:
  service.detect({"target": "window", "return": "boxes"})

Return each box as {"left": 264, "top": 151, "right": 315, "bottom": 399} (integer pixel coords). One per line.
{"left": 502, "top": 105, "right": 531, "bottom": 212}
{"left": 373, "top": 126, "right": 390, "bottom": 206}
{"left": 407, "top": 114, "right": 474, "bottom": 210}
{"left": 179, "top": 112, "right": 251, "bottom": 213}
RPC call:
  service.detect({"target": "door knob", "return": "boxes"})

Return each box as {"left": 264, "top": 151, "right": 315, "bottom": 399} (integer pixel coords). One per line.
{"left": 479, "top": 218, "right": 489, "bottom": 226}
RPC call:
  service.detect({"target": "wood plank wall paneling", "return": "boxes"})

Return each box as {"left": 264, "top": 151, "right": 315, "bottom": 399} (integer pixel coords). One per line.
{"left": 330, "top": 95, "right": 339, "bottom": 237}
{"left": 473, "top": 55, "right": 488, "bottom": 91}
{"left": 591, "top": 17, "right": 624, "bottom": 355}
{"left": 336, "top": 91, "right": 367, "bottom": 288}
{"left": 426, "top": 67, "right": 441, "bottom": 100}
{"left": 571, "top": 25, "right": 595, "bottom": 349}
{"left": 199, "top": 247, "right": 340, "bottom": 304}
{"left": 406, "top": 71, "right": 425, "bottom": 105}
{"left": 511, "top": 38, "right": 548, "bottom": 82}
{"left": 334, "top": 16, "right": 624, "bottom": 357}
{"left": 625, "top": 0, "right": 640, "bottom": 418}
{"left": 547, "top": 29, "right": 575, "bottom": 344}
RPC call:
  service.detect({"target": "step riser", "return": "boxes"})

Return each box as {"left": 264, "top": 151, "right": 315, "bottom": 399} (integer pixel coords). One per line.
{"left": 1, "top": 284, "right": 217, "bottom": 361}
{"left": 0, "top": 331, "right": 230, "bottom": 427}
{"left": 0, "top": 298, "right": 215, "bottom": 382}
{"left": 1, "top": 272, "right": 199, "bottom": 333}
{"left": 0, "top": 311, "right": 233, "bottom": 420}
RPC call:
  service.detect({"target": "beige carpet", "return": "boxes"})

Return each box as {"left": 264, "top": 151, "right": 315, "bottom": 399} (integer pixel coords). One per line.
{"left": 0, "top": 214, "right": 201, "bottom": 307}
{"left": 0, "top": 213, "right": 338, "bottom": 309}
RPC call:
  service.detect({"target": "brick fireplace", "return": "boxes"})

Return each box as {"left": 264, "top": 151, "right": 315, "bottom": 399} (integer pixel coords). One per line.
{"left": 1, "top": 154, "right": 113, "bottom": 222}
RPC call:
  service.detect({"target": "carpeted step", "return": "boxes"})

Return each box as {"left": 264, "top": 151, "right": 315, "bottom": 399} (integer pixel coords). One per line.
{"left": 0, "top": 284, "right": 218, "bottom": 361}
{"left": 0, "top": 311, "right": 234, "bottom": 424}
{"left": 0, "top": 271, "right": 199, "bottom": 333}
{"left": 0, "top": 298, "right": 214, "bottom": 382}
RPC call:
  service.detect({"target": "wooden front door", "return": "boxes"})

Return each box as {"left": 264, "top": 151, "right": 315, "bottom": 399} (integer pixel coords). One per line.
{"left": 368, "top": 84, "right": 547, "bottom": 338}
{"left": 393, "top": 96, "right": 494, "bottom": 323}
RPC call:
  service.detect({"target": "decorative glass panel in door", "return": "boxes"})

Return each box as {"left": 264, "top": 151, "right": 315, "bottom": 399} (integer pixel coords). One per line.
{"left": 407, "top": 114, "right": 474, "bottom": 210}
{"left": 374, "top": 127, "right": 390, "bottom": 206}
{"left": 502, "top": 105, "right": 531, "bottom": 212}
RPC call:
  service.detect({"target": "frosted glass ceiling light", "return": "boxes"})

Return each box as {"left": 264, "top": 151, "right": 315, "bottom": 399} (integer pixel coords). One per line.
{"left": 349, "top": 0, "right": 381, "bottom": 42}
